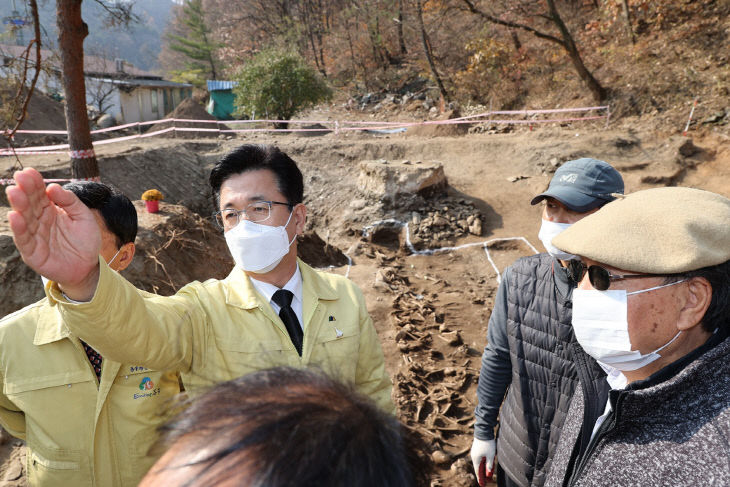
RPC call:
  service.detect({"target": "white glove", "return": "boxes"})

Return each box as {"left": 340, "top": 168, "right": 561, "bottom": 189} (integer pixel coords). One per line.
{"left": 470, "top": 438, "right": 496, "bottom": 484}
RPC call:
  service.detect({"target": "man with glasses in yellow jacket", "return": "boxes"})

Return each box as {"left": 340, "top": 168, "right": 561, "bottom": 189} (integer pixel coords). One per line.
{"left": 0, "top": 181, "right": 181, "bottom": 486}
{"left": 5, "top": 144, "right": 393, "bottom": 413}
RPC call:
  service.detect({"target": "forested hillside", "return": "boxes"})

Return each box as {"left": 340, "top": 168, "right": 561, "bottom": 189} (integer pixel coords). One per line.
{"left": 0, "top": 0, "right": 173, "bottom": 71}
{"left": 160, "top": 0, "right": 729, "bottom": 130}
{"left": 1, "top": 0, "right": 727, "bottom": 129}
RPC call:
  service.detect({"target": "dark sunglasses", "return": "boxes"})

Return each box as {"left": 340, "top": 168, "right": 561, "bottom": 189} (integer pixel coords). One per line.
{"left": 567, "top": 260, "right": 669, "bottom": 291}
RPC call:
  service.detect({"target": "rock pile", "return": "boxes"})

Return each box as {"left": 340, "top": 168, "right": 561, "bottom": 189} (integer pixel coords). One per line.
{"left": 355, "top": 158, "right": 484, "bottom": 251}
{"left": 406, "top": 109, "right": 469, "bottom": 137}
{"left": 408, "top": 196, "right": 483, "bottom": 250}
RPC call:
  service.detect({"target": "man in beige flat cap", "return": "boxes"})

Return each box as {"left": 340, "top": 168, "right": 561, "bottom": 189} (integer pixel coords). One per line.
{"left": 543, "top": 186, "right": 730, "bottom": 487}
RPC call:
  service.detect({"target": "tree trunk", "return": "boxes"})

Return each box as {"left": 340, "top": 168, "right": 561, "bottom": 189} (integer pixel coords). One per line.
{"left": 546, "top": 0, "right": 606, "bottom": 102}
{"left": 415, "top": 0, "right": 448, "bottom": 102}
{"left": 316, "top": 31, "right": 326, "bottom": 77}
{"left": 620, "top": 0, "right": 635, "bottom": 45}
{"left": 373, "top": 15, "right": 393, "bottom": 68}
{"left": 201, "top": 32, "right": 218, "bottom": 80}
{"left": 509, "top": 29, "right": 521, "bottom": 50}
{"left": 308, "top": 29, "right": 324, "bottom": 75}
{"left": 397, "top": 0, "right": 407, "bottom": 55}
{"left": 57, "top": 0, "right": 99, "bottom": 180}
{"left": 345, "top": 18, "right": 359, "bottom": 78}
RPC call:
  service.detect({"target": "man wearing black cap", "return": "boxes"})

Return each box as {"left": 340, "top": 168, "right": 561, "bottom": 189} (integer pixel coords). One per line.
{"left": 470, "top": 158, "right": 624, "bottom": 487}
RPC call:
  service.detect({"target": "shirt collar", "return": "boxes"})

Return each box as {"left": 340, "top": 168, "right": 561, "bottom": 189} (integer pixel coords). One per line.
{"left": 599, "top": 363, "right": 628, "bottom": 390}
{"left": 249, "top": 263, "right": 303, "bottom": 305}
{"left": 552, "top": 256, "right": 573, "bottom": 299}
{"left": 33, "top": 301, "right": 72, "bottom": 345}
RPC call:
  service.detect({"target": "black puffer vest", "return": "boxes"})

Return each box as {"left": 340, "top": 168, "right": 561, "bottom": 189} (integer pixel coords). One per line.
{"left": 497, "top": 254, "right": 584, "bottom": 487}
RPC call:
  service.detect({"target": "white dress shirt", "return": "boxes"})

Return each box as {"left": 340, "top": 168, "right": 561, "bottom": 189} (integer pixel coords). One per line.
{"left": 590, "top": 365, "right": 628, "bottom": 440}
{"left": 250, "top": 264, "right": 304, "bottom": 331}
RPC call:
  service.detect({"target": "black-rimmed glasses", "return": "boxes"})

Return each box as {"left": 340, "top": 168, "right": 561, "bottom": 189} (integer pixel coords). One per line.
{"left": 567, "top": 260, "right": 670, "bottom": 291}
{"left": 214, "top": 200, "right": 292, "bottom": 229}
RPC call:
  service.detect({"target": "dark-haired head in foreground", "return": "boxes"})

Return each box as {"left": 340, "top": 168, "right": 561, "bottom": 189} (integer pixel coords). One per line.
{"left": 63, "top": 181, "right": 137, "bottom": 247}
{"left": 141, "top": 367, "right": 431, "bottom": 487}
{"left": 62, "top": 180, "right": 136, "bottom": 271}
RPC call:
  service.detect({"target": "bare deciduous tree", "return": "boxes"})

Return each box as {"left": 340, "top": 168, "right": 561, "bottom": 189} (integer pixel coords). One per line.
{"left": 2, "top": 0, "right": 42, "bottom": 153}
{"left": 415, "top": 0, "right": 449, "bottom": 102}
{"left": 459, "top": 0, "right": 607, "bottom": 101}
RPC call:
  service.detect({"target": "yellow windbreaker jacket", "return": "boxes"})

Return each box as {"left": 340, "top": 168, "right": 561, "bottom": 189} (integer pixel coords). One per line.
{"left": 51, "top": 258, "right": 394, "bottom": 412}
{"left": 0, "top": 299, "right": 181, "bottom": 487}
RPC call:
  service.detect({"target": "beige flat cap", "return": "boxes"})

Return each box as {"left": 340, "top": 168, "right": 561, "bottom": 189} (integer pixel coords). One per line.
{"left": 553, "top": 187, "right": 730, "bottom": 273}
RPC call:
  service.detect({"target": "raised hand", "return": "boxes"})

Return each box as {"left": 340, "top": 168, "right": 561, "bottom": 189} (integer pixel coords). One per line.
{"left": 6, "top": 168, "right": 101, "bottom": 298}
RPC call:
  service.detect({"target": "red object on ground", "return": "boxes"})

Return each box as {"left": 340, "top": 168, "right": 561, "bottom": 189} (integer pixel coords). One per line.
{"left": 145, "top": 200, "right": 159, "bottom": 213}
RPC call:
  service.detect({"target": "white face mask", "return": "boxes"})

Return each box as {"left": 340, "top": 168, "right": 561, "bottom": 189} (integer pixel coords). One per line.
{"left": 538, "top": 219, "right": 578, "bottom": 261}
{"left": 224, "top": 210, "right": 296, "bottom": 274}
{"left": 572, "top": 280, "right": 686, "bottom": 371}
{"left": 40, "top": 247, "right": 123, "bottom": 289}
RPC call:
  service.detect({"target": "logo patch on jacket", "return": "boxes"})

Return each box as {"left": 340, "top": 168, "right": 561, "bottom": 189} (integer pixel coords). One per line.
{"left": 139, "top": 377, "right": 155, "bottom": 390}
{"left": 134, "top": 377, "right": 161, "bottom": 399}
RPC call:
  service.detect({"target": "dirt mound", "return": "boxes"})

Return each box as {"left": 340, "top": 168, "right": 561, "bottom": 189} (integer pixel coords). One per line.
{"left": 95, "top": 142, "right": 221, "bottom": 217}
{"left": 127, "top": 201, "right": 233, "bottom": 294}
{"left": 147, "top": 98, "right": 231, "bottom": 138}
{"left": 2, "top": 90, "right": 67, "bottom": 148}
{"left": 0, "top": 235, "right": 45, "bottom": 318}
{"left": 168, "top": 98, "right": 214, "bottom": 120}
{"left": 297, "top": 231, "right": 349, "bottom": 267}
{"left": 406, "top": 110, "right": 469, "bottom": 138}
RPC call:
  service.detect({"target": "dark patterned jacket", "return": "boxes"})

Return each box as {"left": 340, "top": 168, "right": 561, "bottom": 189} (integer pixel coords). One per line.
{"left": 545, "top": 332, "right": 730, "bottom": 487}
{"left": 474, "top": 254, "right": 608, "bottom": 487}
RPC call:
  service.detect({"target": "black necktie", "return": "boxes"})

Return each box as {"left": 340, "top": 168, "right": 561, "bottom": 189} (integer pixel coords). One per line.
{"left": 81, "top": 340, "right": 103, "bottom": 380}
{"left": 272, "top": 289, "right": 303, "bottom": 356}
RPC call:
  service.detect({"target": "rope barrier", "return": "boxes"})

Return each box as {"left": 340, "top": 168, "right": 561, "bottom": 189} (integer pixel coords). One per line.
{"left": 0, "top": 177, "right": 74, "bottom": 185}
{"left": 361, "top": 219, "right": 539, "bottom": 283}
{"left": 2, "top": 105, "right": 610, "bottom": 157}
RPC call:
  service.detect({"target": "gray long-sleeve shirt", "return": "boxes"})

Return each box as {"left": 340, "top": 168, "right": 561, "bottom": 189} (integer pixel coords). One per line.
{"left": 473, "top": 266, "right": 513, "bottom": 441}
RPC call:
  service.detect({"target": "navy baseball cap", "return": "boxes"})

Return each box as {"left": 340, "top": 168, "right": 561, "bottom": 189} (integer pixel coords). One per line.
{"left": 530, "top": 158, "right": 624, "bottom": 212}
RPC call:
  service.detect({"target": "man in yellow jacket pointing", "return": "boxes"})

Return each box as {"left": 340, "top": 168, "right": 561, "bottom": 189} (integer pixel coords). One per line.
{"left": 0, "top": 181, "right": 181, "bottom": 486}
{"left": 5, "top": 145, "right": 393, "bottom": 414}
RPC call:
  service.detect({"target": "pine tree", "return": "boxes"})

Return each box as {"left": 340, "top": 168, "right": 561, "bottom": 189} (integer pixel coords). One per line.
{"left": 167, "top": 0, "right": 220, "bottom": 87}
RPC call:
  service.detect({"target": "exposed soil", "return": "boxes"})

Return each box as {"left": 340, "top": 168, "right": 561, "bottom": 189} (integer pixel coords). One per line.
{"left": 0, "top": 119, "right": 728, "bottom": 486}
{"left": 2, "top": 90, "right": 67, "bottom": 148}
